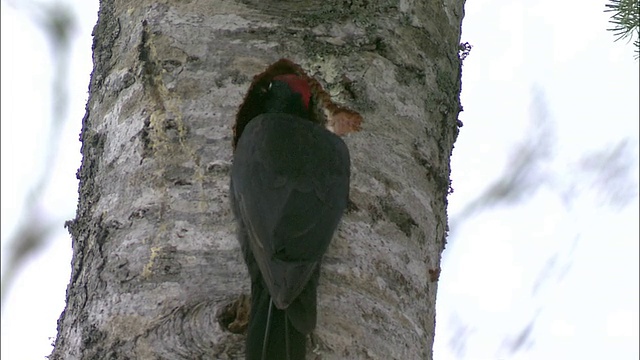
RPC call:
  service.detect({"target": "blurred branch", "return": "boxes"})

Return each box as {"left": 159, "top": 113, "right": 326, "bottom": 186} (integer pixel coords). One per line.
{"left": 444, "top": 83, "right": 638, "bottom": 357}
{"left": 547, "top": 139, "right": 638, "bottom": 209}
{"left": 447, "top": 314, "right": 474, "bottom": 359}
{"left": 1, "top": 1, "right": 76, "bottom": 308}
{"left": 499, "top": 318, "right": 536, "bottom": 356}
{"left": 577, "top": 139, "right": 638, "bottom": 208}
{"left": 531, "top": 235, "right": 579, "bottom": 296}
{"left": 0, "top": 209, "right": 58, "bottom": 303}
{"left": 448, "top": 86, "right": 554, "bottom": 243}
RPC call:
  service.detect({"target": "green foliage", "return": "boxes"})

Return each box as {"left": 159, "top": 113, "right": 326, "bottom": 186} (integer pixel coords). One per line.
{"left": 605, "top": 0, "right": 639, "bottom": 58}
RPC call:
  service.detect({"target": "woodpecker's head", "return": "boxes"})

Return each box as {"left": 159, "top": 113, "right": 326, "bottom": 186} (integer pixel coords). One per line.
{"left": 233, "top": 59, "right": 363, "bottom": 150}
{"left": 262, "top": 74, "right": 312, "bottom": 118}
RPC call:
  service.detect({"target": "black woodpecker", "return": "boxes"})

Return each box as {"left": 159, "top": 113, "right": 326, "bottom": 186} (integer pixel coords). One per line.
{"left": 230, "top": 60, "right": 351, "bottom": 360}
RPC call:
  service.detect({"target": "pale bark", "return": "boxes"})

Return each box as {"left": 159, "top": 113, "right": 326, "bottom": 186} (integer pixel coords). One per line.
{"left": 51, "top": 0, "right": 465, "bottom": 359}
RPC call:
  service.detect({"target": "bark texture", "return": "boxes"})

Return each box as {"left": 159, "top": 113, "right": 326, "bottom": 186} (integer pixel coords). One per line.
{"left": 51, "top": 0, "right": 465, "bottom": 359}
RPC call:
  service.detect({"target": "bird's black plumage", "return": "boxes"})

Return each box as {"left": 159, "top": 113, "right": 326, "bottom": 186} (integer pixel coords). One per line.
{"left": 231, "top": 75, "right": 350, "bottom": 360}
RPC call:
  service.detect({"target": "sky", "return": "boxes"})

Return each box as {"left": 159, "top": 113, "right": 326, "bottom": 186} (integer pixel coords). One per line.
{"left": 1, "top": 0, "right": 638, "bottom": 359}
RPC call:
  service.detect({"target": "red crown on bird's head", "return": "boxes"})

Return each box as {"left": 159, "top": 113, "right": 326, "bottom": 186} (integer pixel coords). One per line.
{"left": 233, "top": 58, "right": 363, "bottom": 149}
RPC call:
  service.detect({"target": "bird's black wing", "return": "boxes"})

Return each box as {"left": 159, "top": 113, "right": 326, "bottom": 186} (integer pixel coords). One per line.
{"left": 231, "top": 113, "right": 350, "bottom": 316}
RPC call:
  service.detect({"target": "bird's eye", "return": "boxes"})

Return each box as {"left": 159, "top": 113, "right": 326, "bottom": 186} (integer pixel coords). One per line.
{"left": 258, "top": 83, "right": 270, "bottom": 95}
{"left": 267, "top": 81, "right": 273, "bottom": 91}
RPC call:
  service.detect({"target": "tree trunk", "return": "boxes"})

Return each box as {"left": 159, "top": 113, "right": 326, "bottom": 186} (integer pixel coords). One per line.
{"left": 50, "top": 0, "right": 464, "bottom": 359}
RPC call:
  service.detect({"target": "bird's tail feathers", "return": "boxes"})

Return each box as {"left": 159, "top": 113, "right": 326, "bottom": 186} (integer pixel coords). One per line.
{"left": 246, "top": 284, "right": 306, "bottom": 360}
